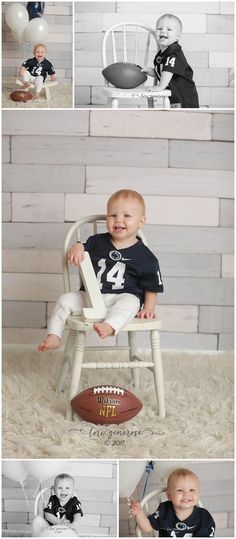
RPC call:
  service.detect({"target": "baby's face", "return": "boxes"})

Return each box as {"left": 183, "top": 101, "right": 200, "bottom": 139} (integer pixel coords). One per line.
{"left": 107, "top": 197, "right": 145, "bottom": 247}
{"left": 167, "top": 475, "right": 200, "bottom": 512}
{"left": 156, "top": 16, "right": 181, "bottom": 50}
{"left": 54, "top": 478, "right": 74, "bottom": 505}
{"left": 34, "top": 46, "right": 46, "bottom": 62}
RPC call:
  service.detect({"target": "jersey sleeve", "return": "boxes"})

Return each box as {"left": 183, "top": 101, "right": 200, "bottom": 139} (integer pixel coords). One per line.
{"left": 161, "top": 52, "right": 185, "bottom": 76}
{"left": 22, "top": 59, "right": 31, "bottom": 69}
{"left": 47, "top": 61, "right": 56, "bottom": 75}
{"left": 139, "top": 256, "right": 164, "bottom": 294}
{"left": 147, "top": 507, "right": 161, "bottom": 530}
{"left": 197, "top": 510, "right": 215, "bottom": 537}
{"left": 83, "top": 235, "right": 96, "bottom": 252}
{"left": 71, "top": 497, "right": 83, "bottom": 517}
{"left": 44, "top": 495, "right": 56, "bottom": 515}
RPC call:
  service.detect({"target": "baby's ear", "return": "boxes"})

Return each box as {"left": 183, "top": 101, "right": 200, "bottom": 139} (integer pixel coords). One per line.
{"left": 140, "top": 215, "right": 146, "bottom": 227}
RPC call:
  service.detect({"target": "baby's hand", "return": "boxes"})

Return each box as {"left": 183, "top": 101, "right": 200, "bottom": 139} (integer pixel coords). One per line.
{"left": 67, "top": 243, "right": 85, "bottom": 266}
{"left": 130, "top": 500, "right": 142, "bottom": 516}
{"left": 63, "top": 519, "right": 71, "bottom": 526}
{"left": 51, "top": 74, "right": 57, "bottom": 81}
{"left": 137, "top": 309, "right": 157, "bottom": 319}
{"left": 141, "top": 67, "right": 156, "bottom": 77}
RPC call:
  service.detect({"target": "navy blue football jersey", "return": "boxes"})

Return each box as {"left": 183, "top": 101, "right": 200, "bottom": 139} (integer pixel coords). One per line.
{"left": 22, "top": 57, "right": 55, "bottom": 81}
{"left": 81, "top": 233, "right": 163, "bottom": 306}
{"left": 44, "top": 495, "right": 83, "bottom": 525}
{"left": 148, "top": 501, "right": 215, "bottom": 537}
{"left": 154, "top": 42, "right": 199, "bottom": 108}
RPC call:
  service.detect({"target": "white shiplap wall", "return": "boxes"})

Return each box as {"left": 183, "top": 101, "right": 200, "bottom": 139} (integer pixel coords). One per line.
{"left": 2, "top": 109, "right": 234, "bottom": 350}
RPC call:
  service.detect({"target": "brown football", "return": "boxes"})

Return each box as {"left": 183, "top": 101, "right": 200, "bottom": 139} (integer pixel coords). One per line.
{"left": 10, "top": 90, "right": 33, "bottom": 102}
{"left": 71, "top": 385, "right": 142, "bottom": 425}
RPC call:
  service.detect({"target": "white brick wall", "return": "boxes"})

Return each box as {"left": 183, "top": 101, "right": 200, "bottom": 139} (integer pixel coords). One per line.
{"left": 74, "top": 1, "right": 234, "bottom": 107}
{"left": 2, "top": 2, "right": 73, "bottom": 82}
{"left": 2, "top": 109, "right": 234, "bottom": 350}
{"left": 2, "top": 460, "right": 117, "bottom": 537}
{"left": 119, "top": 460, "right": 234, "bottom": 537}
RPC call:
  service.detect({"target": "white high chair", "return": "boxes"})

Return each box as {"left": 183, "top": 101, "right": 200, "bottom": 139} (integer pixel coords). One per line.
{"left": 16, "top": 78, "right": 58, "bottom": 101}
{"left": 102, "top": 22, "right": 171, "bottom": 108}
{"left": 136, "top": 489, "right": 203, "bottom": 537}
{"left": 58, "top": 215, "right": 165, "bottom": 421}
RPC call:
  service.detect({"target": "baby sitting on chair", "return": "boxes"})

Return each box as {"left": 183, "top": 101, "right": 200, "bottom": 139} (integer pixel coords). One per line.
{"left": 131, "top": 468, "right": 215, "bottom": 537}
{"left": 32, "top": 473, "right": 83, "bottom": 537}
{"left": 38, "top": 189, "right": 164, "bottom": 351}
{"left": 18, "top": 43, "right": 56, "bottom": 99}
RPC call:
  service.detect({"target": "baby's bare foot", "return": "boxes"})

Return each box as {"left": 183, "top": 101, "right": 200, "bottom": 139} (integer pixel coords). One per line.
{"left": 93, "top": 322, "right": 115, "bottom": 339}
{"left": 38, "top": 334, "right": 61, "bottom": 352}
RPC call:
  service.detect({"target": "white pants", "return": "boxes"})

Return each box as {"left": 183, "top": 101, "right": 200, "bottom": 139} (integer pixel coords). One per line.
{"left": 32, "top": 515, "right": 49, "bottom": 537}
{"left": 21, "top": 70, "right": 44, "bottom": 92}
{"left": 48, "top": 291, "right": 140, "bottom": 338}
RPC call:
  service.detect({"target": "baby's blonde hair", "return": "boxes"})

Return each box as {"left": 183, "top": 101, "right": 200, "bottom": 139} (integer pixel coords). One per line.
{"left": 167, "top": 468, "right": 199, "bottom": 490}
{"left": 34, "top": 43, "right": 46, "bottom": 54}
{"left": 54, "top": 473, "right": 74, "bottom": 487}
{"left": 156, "top": 13, "right": 183, "bottom": 33}
{"left": 107, "top": 189, "right": 146, "bottom": 215}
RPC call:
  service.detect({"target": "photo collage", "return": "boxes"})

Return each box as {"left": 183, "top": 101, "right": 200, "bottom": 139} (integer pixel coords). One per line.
{"left": 1, "top": 1, "right": 234, "bottom": 538}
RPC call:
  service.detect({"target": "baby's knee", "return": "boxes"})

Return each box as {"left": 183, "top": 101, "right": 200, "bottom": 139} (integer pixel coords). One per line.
{"left": 35, "top": 75, "right": 44, "bottom": 85}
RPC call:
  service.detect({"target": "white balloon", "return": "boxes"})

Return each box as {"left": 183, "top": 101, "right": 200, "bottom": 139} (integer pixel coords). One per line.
{"left": 11, "top": 30, "right": 25, "bottom": 44}
{"left": 119, "top": 461, "right": 147, "bottom": 497}
{"left": 5, "top": 3, "right": 29, "bottom": 34}
{"left": 2, "top": 461, "right": 28, "bottom": 483}
{"left": 25, "top": 461, "right": 65, "bottom": 482}
{"left": 24, "top": 17, "right": 49, "bottom": 44}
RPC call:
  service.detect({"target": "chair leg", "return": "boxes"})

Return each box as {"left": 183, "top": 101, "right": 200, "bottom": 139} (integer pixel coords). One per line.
{"left": 163, "top": 96, "right": 170, "bottom": 108}
{"left": 147, "top": 97, "right": 154, "bottom": 108}
{"left": 150, "top": 330, "right": 165, "bottom": 418}
{"left": 45, "top": 86, "right": 51, "bottom": 101}
{"left": 58, "top": 330, "right": 76, "bottom": 392}
{"left": 128, "top": 332, "right": 139, "bottom": 389}
{"left": 110, "top": 97, "right": 119, "bottom": 108}
{"left": 66, "top": 331, "right": 86, "bottom": 420}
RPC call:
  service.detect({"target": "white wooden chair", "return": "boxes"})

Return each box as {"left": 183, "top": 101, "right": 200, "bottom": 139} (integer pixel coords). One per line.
{"left": 136, "top": 489, "right": 203, "bottom": 536}
{"left": 16, "top": 78, "right": 58, "bottom": 101}
{"left": 34, "top": 486, "right": 53, "bottom": 519}
{"left": 58, "top": 215, "right": 165, "bottom": 421}
{"left": 102, "top": 22, "right": 171, "bottom": 108}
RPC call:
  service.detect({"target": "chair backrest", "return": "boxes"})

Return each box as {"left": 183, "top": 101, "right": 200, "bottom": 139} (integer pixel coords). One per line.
{"left": 102, "top": 22, "right": 158, "bottom": 75}
{"left": 34, "top": 486, "right": 54, "bottom": 517}
{"left": 136, "top": 488, "right": 203, "bottom": 537}
{"left": 62, "top": 215, "right": 148, "bottom": 321}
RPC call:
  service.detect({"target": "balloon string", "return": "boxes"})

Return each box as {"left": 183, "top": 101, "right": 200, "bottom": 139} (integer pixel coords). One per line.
{"left": 20, "top": 481, "right": 30, "bottom": 512}
{"left": 142, "top": 461, "right": 155, "bottom": 500}
{"left": 34, "top": 480, "right": 42, "bottom": 498}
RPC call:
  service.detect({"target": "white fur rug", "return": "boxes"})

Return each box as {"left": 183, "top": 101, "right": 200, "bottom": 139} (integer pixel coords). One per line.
{"left": 3, "top": 347, "right": 233, "bottom": 459}
{"left": 2, "top": 81, "right": 72, "bottom": 108}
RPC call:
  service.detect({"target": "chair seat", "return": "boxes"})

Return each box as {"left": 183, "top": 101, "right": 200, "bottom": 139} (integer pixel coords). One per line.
{"left": 67, "top": 314, "right": 162, "bottom": 332}
{"left": 16, "top": 78, "right": 58, "bottom": 89}
{"left": 16, "top": 79, "right": 58, "bottom": 102}
{"left": 103, "top": 86, "right": 171, "bottom": 99}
